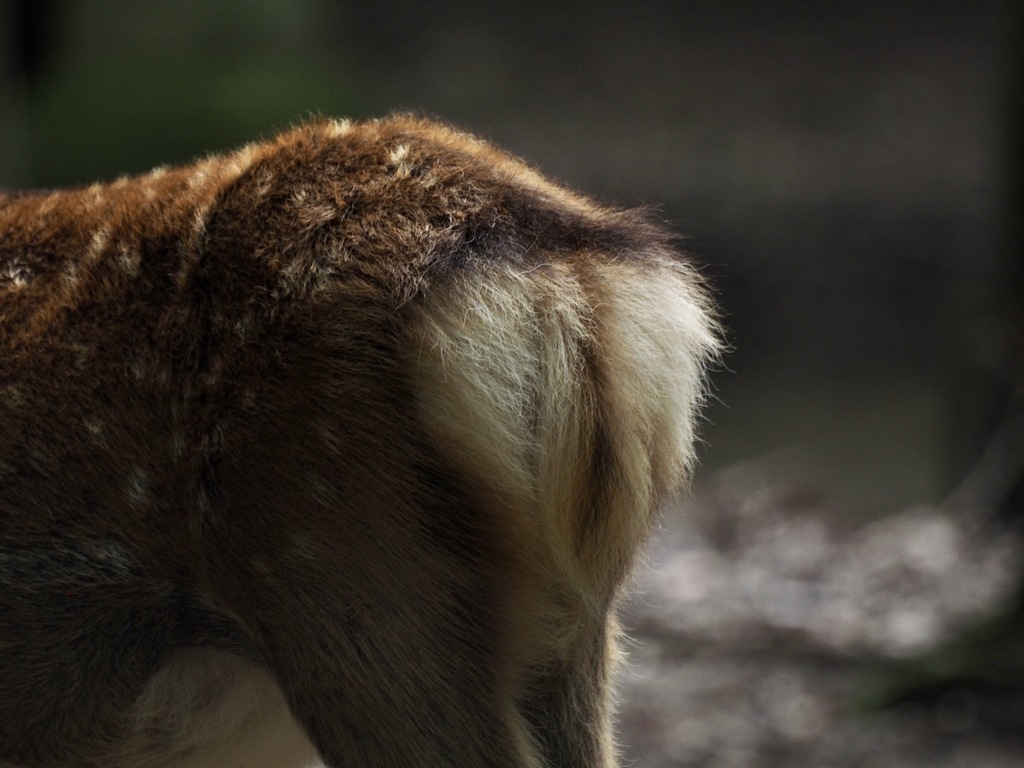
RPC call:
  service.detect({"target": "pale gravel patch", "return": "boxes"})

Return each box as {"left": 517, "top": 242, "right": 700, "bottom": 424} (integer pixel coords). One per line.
{"left": 618, "top": 457, "right": 1024, "bottom": 767}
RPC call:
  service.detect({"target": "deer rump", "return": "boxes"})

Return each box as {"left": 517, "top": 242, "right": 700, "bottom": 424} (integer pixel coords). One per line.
{"left": 0, "top": 117, "right": 719, "bottom": 768}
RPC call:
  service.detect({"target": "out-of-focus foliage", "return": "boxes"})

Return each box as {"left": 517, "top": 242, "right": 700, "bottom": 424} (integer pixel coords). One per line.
{"left": 24, "top": 0, "right": 362, "bottom": 186}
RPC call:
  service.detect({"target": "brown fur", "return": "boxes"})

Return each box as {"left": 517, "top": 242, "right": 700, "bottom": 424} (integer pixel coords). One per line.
{"left": 0, "top": 116, "right": 719, "bottom": 767}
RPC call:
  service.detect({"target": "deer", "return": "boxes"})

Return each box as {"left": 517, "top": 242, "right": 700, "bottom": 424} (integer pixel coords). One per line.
{"left": 0, "top": 115, "right": 720, "bottom": 768}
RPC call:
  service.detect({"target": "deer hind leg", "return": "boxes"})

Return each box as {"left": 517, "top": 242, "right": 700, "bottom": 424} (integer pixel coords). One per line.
{"left": 511, "top": 613, "right": 621, "bottom": 768}
{"left": 201, "top": 523, "right": 542, "bottom": 768}
{"left": 198, "top": 343, "right": 546, "bottom": 767}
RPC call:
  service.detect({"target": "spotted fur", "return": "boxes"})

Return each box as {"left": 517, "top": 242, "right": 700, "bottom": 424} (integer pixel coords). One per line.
{"left": 0, "top": 116, "right": 719, "bottom": 768}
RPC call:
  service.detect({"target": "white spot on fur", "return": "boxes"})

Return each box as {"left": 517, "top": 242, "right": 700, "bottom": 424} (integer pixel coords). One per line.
{"left": 129, "top": 355, "right": 148, "bottom": 381}
{"left": 1, "top": 264, "right": 30, "bottom": 288}
{"left": 196, "top": 488, "right": 212, "bottom": 517}
{"left": 117, "top": 246, "right": 142, "bottom": 277}
{"left": 279, "top": 259, "right": 306, "bottom": 294}
{"left": 71, "top": 342, "right": 92, "bottom": 369}
{"left": 127, "top": 467, "right": 150, "bottom": 508}
{"left": 83, "top": 415, "right": 106, "bottom": 446}
{"left": 188, "top": 165, "right": 211, "bottom": 190}
{"left": 192, "top": 204, "right": 211, "bottom": 240}
{"left": 176, "top": 203, "right": 213, "bottom": 269}
{"left": 289, "top": 187, "right": 339, "bottom": 228}
{"left": 240, "top": 388, "right": 257, "bottom": 410}
{"left": 390, "top": 144, "right": 409, "bottom": 164}
{"left": 170, "top": 430, "right": 188, "bottom": 459}
{"left": 253, "top": 169, "right": 275, "bottom": 199}
{"left": 225, "top": 142, "right": 260, "bottom": 180}
{"left": 85, "top": 182, "right": 105, "bottom": 208}
{"left": 388, "top": 143, "right": 416, "bottom": 180}
{"left": 325, "top": 118, "right": 352, "bottom": 138}
{"left": 86, "top": 539, "right": 136, "bottom": 577}
{"left": 87, "top": 228, "right": 110, "bottom": 262}
{"left": 1, "top": 385, "right": 23, "bottom": 408}
{"left": 61, "top": 261, "right": 79, "bottom": 287}
{"left": 234, "top": 315, "right": 254, "bottom": 342}
{"left": 38, "top": 192, "right": 60, "bottom": 216}
{"left": 154, "top": 365, "right": 172, "bottom": 388}
{"left": 304, "top": 203, "right": 338, "bottom": 227}
{"left": 142, "top": 166, "right": 168, "bottom": 200}
{"left": 0, "top": 538, "right": 137, "bottom": 583}
{"left": 202, "top": 364, "right": 223, "bottom": 387}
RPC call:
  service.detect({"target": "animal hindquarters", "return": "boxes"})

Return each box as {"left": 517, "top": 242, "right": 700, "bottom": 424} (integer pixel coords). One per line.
{"left": 0, "top": 116, "right": 719, "bottom": 768}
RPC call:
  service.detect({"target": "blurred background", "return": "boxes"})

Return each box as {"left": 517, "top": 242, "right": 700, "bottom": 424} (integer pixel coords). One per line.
{"left": 2, "top": 1, "right": 1021, "bottom": 765}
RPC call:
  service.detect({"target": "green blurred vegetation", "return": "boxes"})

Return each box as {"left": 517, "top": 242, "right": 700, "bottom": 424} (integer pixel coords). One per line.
{"left": 4, "top": 0, "right": 1012, "bottom": 520}
{"left": 25, "top": 0, "right": 364, "bottom": 186}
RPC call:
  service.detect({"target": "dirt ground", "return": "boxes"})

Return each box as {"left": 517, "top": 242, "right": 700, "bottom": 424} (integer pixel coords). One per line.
{"left": 616, "top": 458, "right": 1024, "bottom": 768}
